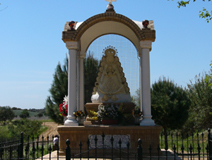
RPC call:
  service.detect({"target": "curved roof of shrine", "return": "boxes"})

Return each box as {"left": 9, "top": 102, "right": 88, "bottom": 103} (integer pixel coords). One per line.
{"left": 64, "top": 20, "right": 154, "bottom": 32}
{"left": 62, "top": 12, "right": 155, "bottom": 42}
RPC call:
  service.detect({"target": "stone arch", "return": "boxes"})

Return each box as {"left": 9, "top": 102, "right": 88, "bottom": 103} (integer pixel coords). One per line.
{"left": 62, "top": 12, "right": 155, "bottom": 56}
{"left": 76, "top": 12, "right": 145, "bottom": 40}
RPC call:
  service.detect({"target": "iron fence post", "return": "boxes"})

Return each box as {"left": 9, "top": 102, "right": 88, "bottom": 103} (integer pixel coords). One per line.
{"left": 127, "top": 141, "right": 130, "bottom": 160}
{"left": 111, "top": 136, "right": 114, "bottom": 160}
{"left": 32, "top": 136, "right": 35, "bottom": 160}
{"left": 208, "top": 128, "right": 212, "bottom": 160}
{"left": 137, "top": 138, "right": 142, "bottom": 160}
{"left": 119, "top": 138, "right": 122, "bottom": 160}
{"left": 19, "top": 132, "right": 23, "bottom": 159}
{"left": 0, "top": 147, "right": 3, "bottom": 160}
{"left": 79, "top": 141, "right": 82, "bottom": 160}
{"left": 87, "top": 138, "right": 90, "bottom": 160}
{"left": 66, "top": 139, "right": 71, "bottom": 160}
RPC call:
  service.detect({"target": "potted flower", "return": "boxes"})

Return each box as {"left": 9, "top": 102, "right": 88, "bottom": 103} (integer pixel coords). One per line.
{"left": 73, "top": 110, "right": 86, "bottom": 125}
{"left": 97, "top": 104, "right": 119, "bottom": 125}
{"left": 132, "top": 107, "right": 142, "bottom": 125}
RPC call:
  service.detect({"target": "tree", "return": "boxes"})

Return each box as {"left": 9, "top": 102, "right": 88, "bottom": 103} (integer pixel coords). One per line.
{"left": 205, "top": 61, "right": 212, "bottom": 88}
{"left": 182, "top": 73, "right": 212, "bottom": 134}
{"left": 46, "top": 57, "right": 68, "bottom": 124}
{"left": 36, "top": 112, "right": 43, "bottom": 117}
{"left": 151, "top": 77, "right": 190, "bottom": 145}
{"left": 19, "top": 109, "right": 30, "bottom": 119}
{"left": 0, "top": 106, "right": 15, "bottom": 123}
{"left": 176, "top": 0, "right": 212, "bottom": 22}
{"left": 46, "top": 53, "right": 99, "bottom": 124}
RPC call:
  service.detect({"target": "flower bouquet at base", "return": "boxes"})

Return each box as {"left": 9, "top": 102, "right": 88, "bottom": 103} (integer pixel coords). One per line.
{"left": 73, "top": 110, "right": 86, "bottom": 125}
{"left": 73, "top": 110, "right": 86, "bottom": 119}
{"left": 94, "top": 104, "right": 120, "bottom": 125}
{"left": 59, "top": 96, "right": 68, "bottom": 117}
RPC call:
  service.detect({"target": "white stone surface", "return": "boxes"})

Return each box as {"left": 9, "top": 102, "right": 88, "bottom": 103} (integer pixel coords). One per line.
{"left": 139, "top": 40, "right": 155, "bottom": 126}
{"left": 65, "top": 42, "right": 79, "bottom": 126}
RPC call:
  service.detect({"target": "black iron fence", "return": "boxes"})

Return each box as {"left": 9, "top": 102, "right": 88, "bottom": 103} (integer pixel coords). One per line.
{"left": 0, "top": 133, "right": 55, "bottom": 160}
{"left": 0, "top": 129, "right": 212, "bottom": 160}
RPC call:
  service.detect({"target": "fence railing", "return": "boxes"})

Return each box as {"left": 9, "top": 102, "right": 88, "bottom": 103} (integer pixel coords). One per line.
{"left": 0, "top": 129, "right": 212, "bottom": 160}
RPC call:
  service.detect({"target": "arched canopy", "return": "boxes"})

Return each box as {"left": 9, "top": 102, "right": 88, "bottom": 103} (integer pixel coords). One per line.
{"left": 62, "top": 11, "right": 156, "bottom": 57}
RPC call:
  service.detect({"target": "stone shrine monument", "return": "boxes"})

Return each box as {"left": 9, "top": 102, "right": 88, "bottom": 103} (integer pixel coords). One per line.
{"left": 91, "top": 46, "right": 131, "bottom": 103}
{"left": 57, "top": 0, "right": 162, "bottom": 156}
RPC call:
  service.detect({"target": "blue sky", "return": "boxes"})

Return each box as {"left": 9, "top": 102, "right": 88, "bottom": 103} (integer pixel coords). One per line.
{"left": 0, "top": 0, "right": 211, "bottom": 109}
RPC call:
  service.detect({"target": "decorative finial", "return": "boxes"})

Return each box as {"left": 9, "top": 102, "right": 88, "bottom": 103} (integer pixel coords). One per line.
{"left": 105, "top": 0, "right": 116, "bottom": 12}
{"left": 69, "top": 21, "right": 76, "bottom": 31}
{"left": 105, "top": 0, "right": 116, "bottom": 5}
{"left": 142, "top": 20, "right": 149, "bottom": 29}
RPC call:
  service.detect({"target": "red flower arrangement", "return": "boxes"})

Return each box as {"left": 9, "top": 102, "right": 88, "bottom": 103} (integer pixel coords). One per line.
{"left": 59, "top": 96, "right": 68, "bottom": 116}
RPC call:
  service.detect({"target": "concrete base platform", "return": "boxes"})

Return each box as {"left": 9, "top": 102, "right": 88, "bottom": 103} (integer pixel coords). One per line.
{"left": 57, "top": 125, "right": 162, "bottom": 156}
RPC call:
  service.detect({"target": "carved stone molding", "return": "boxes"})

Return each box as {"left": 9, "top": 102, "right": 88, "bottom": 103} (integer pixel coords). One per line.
{"left": 66, "top": 41, "right": 79, "bottom": 50}
{"left": 140, "top": 41, "right": 152, "bottom": 49}
{"left": 62, "top": 12, "right": 156, "bottom": 43}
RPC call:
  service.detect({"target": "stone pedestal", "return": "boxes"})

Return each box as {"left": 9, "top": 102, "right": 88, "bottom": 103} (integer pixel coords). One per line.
{"left": 85, "top": 102, "right": 135, "bottom": 117}
{"left": 57, "top": 125, "right": 162, "bottom": 157}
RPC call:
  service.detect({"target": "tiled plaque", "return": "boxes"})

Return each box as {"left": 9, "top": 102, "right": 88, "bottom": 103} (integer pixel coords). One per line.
{"left": 88, "top": 135, "right": 130, "bottom": 149}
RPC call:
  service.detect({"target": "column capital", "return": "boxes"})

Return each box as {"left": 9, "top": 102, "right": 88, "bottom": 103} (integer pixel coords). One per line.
{"left": 80, "top": 55, "right": 85, "bottom": 59}
{"left": 66, "top": 41, "right": 79, "bottom": 50}
{"left": 140, "top": 41, "right": 152, "bottom": 50}
{"left": 79, "top": 52, "right": 86, "bottom": 59}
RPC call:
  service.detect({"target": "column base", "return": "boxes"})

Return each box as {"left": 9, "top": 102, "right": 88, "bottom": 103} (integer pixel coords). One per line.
{"left": 64, "top": 118, "right": 78, "bottom": 126}
{"left": 140, "top": 115, "right": 155, "bottom": 126}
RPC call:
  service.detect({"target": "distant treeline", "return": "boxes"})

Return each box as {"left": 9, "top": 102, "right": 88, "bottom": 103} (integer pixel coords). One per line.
{"left": 10, "top": 107, "right": 45, "bottom": 112}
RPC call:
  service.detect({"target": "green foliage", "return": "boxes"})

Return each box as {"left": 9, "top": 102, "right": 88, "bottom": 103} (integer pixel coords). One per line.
{"left": 0, "top": 126, "right": 10, "bottom": 141}
{"left": 19, "top": 109, "right": 30, "bottom": 118}
{"left": 205, "top": 61, "right": 212, "bottom": 88}
{"left": 177, "top": 0, "right": 190, "bottom": 7}
{"left": 175, "top": 0, "right": 212, "bottom": 22}
{"left": 84, "top": 52, "right": 99, "bottom": 104}
{"left": 0, "top": 106, "right": 15, "bottom": 123}
{"left": 199, "top": 8, "right": 212, "bottom": 23}
{"left": 182, "top": 73, "right": 212, "bottom": 134}
{"left": 151, "top": 77, "right": 190, "bottom": 132}
{"left": 46, "top": 57, "right": 68, "bottom": 124}
{"left": 36, "top": 112, "right": 43, "bottom": 117}
{"left": 13, "top": 109, "right": 45, "bottom": 117}
{"left": 7, "top": 119, "right": 44, "bottom": 140}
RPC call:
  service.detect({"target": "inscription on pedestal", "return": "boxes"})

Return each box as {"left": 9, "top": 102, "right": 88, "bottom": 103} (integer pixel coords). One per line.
{"left": 88, "top": 135, "right": 130, "bottom": 149}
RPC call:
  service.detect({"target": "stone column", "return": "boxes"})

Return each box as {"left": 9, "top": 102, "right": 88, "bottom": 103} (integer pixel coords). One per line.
{"left": 139, "top": 41, "right": 155, "bottom": 126}
{"left": 76, "top": 55, "right": 80, "bottom": 111}
{"left": 79, "top": 55, "right": 85, "bottom": 111}
{"left": 64, "top": 41, "right": 78, "bottom": 126}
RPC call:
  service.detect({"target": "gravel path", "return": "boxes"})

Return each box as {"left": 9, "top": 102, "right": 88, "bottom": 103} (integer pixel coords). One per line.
{"left": 40, "top": 122, "right": 59, "bottom": 139}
